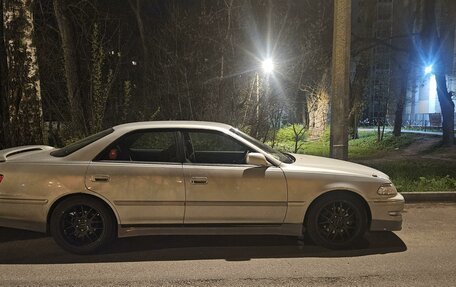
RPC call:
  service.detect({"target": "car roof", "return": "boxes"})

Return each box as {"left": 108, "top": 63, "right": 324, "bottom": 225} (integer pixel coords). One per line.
{"left": 113, "top": 121, "right": 234, "bottom": 132}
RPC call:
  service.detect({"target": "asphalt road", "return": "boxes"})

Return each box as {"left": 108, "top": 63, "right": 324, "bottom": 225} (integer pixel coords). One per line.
{"left": 1, "top": 203, "right": 455, "bottom": 286}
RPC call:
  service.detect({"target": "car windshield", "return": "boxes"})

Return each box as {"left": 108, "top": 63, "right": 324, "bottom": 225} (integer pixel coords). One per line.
{"left": 230, "top": 128, "right": 294, "bottom": 163}
{"left": 50, "top": 128, "right": 114, "bottom": 157}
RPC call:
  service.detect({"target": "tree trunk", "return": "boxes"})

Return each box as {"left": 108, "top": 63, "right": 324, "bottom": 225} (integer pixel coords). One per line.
{"left": 53, "top": 0, "right": 87, "bottom": 135}
{"left": 435, "top": 73, "right": 455, "bottom": 146}
{"left": 392, "top": 85, "right": 405, "bottom": 137}
{"left": 349, "top": 54, "right": 369, "bottom": 139}
{"left": 3, "top": 0, "right": 43, "bottom": 146}
{"left": 393, "top": 68, "right": 409, "bottom": 137}
{"left": 0, "top": 0, "right": 9, "bottom": 148}
{"left": 129, "top": 0, "right": 153, "bottom": 119}
{"left": 393, "top": 36, "right": 415, "bottom": 137}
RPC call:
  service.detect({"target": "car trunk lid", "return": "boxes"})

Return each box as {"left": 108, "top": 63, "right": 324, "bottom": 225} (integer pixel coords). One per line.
{"left": 0, "top": 145, "right": 54, "bottom": 162}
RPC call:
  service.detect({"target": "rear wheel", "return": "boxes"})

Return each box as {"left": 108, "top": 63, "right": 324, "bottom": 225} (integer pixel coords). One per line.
{"left": 50, "top": 196, "right": 116, "bottom": 254}
{"left": 306, "top": 193, "right": 367, "bottom": 249}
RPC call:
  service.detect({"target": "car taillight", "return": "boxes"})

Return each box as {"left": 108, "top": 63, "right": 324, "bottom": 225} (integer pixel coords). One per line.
{"left": 0, "top": 174, "right": 3, "bottom": 183}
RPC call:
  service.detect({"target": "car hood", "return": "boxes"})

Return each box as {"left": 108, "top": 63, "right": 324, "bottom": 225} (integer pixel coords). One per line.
{"left": 287, "top": 153, "right": 390, "bottom": 180}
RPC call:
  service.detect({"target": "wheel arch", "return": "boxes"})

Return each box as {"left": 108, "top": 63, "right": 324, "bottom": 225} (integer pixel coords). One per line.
{"left": 46, "top": 192, "right": 120, "bottom": 234}
{"left": 303, "top": 190, "right": 372, "bottom": 229}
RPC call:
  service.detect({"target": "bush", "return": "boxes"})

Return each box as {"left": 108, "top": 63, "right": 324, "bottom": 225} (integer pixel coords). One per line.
{"left": 271, "top": 124, "right": 306, "bottom": 153}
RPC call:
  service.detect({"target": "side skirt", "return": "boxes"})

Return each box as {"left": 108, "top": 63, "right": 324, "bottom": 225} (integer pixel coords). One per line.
{"left": 118, "top": 223, "right": 303, "bottom": 238}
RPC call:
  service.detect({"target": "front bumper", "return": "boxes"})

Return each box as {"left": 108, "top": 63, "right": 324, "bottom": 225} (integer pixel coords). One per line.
{"left": 368, "top": 193, "right": 405, "bottom": 231}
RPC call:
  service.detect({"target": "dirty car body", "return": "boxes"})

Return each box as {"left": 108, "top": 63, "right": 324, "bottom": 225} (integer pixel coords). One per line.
{"left": 0, "top": 121, "right": 404, "bottom": 253}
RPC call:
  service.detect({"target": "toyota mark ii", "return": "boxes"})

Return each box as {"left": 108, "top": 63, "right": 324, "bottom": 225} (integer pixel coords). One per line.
{"left": 0, "top": 121, "right": 404, "bottom": 254}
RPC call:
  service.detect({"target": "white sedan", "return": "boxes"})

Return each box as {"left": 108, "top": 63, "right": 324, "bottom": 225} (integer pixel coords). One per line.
{"left": 0, "top": 121, "right": 404, "bottom": 254}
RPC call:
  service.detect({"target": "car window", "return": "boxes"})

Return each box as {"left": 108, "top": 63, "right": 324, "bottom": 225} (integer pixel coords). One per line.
{"left": 184, "top": 130, "right": 249, "bottom": 164}
{"left": 230, "top": 128, "right": 294, "bottom": 163}
{"left": 51, "top": 128, "right": 114, "bottom": 157}
{"left": 130, "top": 133, "right": 173, "bottom": 150}
{"left": 99, "top": 130, "right": 179, "bottom": 163}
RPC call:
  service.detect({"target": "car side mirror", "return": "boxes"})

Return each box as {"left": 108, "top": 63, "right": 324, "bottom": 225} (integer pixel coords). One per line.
{"left": 246, "top": 152, "right": 271, "bottom": 167}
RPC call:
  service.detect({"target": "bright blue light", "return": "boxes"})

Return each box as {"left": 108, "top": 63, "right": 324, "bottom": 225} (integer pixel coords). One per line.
{"left": 424, "top": 65, "right": 433, "bottom": 75}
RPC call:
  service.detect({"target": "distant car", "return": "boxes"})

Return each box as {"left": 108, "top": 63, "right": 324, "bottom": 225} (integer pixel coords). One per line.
{"left": 0, "top": 121, "right": 404, "bottom": 254}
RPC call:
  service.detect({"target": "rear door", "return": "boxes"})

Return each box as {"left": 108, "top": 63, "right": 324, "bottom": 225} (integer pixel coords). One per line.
{"left": 85, "top": 129, "right": 185, "bottom": 225}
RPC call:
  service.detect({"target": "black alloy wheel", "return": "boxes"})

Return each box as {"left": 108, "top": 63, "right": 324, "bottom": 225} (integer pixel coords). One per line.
{"left": 61, "top": 204, "right": 104, "bottom": 246}
{"left": 306, "top": 193, "right": 367, "bottom": 249}
{"left": 50, "top": 196, "right": 116, "bottom": 254}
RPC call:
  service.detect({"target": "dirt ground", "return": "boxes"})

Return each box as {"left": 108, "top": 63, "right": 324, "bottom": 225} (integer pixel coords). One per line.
{"left": 362, "top": 135, "right": 456, "bottom": 163}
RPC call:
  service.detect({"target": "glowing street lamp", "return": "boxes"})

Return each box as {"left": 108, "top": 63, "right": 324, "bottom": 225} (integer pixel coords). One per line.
{"left": 424, "top": 63, "right": 438, "bottom": 113}
{"left": 262, "top": 58, "right": 274, "bottom": 74}
{"left": 424, "top": 65, "right": 433, "bottom": 75}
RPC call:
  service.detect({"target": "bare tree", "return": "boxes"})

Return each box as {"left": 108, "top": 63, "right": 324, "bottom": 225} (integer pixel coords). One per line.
{"left": 291, "top": 123, "right": 305, "bottom": 153}
{"left": 3, "top": 0, "right": 43, "bottom": 145}
{"left": 294, "top": 0, "right": 332, "bottom": 135}
{"left": 0, "top": 0, "right": 340, "bottom": 146}
{"left": 351, "top": 1, "right": 422, "bottom": 140}
{"left": 348, "top": 53, "right": 369, "bottom": 139}
{"left": 53, "top": 0, "right": 87, "bottom": 135}
{"left": 0, "top": 0, "right": 9, "bottom": 148}
{"left": 128, "top": 0, "right": 155, "bottom": 119}
{"left": 391, "top": 1, "right": 419, "bottom": 137}
{"left": 89, "top": 22, "right": 115, "bottom": 132}
{"left": 392, "top": 53, "right": 413, "bottom": 137}
{"left": 349, "top": 0, "right": 376, "bottom": 139}
{"left": 301, "top": 72, "right": 330, "bottom": 139}
{"left": 420, "top": 0, "right": 455, "bottom": 146}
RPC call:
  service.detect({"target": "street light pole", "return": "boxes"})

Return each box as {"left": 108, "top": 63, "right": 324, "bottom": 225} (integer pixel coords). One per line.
{"left": 255, "top": 58, "right": 274, "bottom": 135}
{"left": 330, "top": 0, "right": 351, "bottom": 160}
{"left": 256, "top": 72, "right": 260, "bottom": 123}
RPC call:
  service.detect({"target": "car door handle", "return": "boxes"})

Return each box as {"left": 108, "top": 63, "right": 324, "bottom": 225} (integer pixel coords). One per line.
{"left": 191, "top": 177, "right": 208, "bottom": 185}
{"left": 90, "top": 175, "right": 110, "bottom": 182}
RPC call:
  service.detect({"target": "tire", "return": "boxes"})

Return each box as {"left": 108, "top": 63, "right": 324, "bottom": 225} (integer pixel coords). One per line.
{"left": 305, "top": 193, "right": 368, "bottom": 249}
{"left": 50, "top": 196, "right": 116, "bottom": 254}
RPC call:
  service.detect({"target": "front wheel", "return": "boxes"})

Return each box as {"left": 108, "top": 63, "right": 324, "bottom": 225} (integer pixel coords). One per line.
{"left": 50, "top": 196, "right": 116, "bottom": 254}
{"left": 305, "top": 193, "right": 368, "bottom": 249}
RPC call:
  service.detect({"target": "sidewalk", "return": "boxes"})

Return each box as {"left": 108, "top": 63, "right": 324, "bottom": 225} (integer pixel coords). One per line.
{"left": 358, "top": 128, "right": 456, "bottom": 137}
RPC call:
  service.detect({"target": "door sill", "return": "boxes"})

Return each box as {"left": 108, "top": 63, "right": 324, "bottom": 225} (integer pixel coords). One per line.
{"left": 118, "top": 223, "right": 303, "bottom": 238}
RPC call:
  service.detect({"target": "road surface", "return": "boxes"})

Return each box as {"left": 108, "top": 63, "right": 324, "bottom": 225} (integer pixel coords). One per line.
{"left": 1, "top": 203, "right": 455, "bottom": 286}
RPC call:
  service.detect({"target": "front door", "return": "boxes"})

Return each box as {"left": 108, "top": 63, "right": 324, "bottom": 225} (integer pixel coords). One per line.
{"left": 85, "top": 129, "right": 185, "bottom": 225}
{"left": 181, "top": 129, "right": 287, "bottom": 224}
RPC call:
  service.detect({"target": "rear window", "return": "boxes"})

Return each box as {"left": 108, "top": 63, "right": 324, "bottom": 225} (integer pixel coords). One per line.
{"left": 50, "top": 128, "right": 114, "bottom": 157}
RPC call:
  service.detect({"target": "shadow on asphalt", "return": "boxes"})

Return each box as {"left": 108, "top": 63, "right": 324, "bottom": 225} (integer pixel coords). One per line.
{"left": 0, "top": 227, "right": 406, "bottom": 264}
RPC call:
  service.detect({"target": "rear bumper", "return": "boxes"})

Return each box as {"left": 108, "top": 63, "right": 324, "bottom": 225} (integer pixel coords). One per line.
{"left": 0, "top": 198, "right": 48, "bottom": 233}
{"left": 368, "top": 193, "right": 405, "bottom": 231}
{"left": 0, "top": 217, "right": 46, "bottom": 233}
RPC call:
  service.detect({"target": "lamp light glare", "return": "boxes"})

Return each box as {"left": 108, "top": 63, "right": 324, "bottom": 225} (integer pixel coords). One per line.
{"left": 262, "top": 58, "right": 274, "bottom": 74}
{"left": 424, "top": 65, "right": 433, "bottom": 75}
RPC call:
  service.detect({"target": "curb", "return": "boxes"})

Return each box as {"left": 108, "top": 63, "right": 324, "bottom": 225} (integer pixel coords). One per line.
{"left": 401, "top": 192, "right": 456, "bottom": 203}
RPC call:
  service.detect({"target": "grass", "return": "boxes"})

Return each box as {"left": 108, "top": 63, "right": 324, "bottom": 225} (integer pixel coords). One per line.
{"left": 273, "top": 127, "right": 455, "bottom": 192}
{"left": 364, "top": 160, "right": 456, "bottom": 193}
{"left": 299, "top": 131, "right": 416, "bottom": 159}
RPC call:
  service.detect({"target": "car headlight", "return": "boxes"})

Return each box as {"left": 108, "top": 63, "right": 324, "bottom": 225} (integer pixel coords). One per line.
{"left": 377, "top": 183, "right": 397, "bottom": 196}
